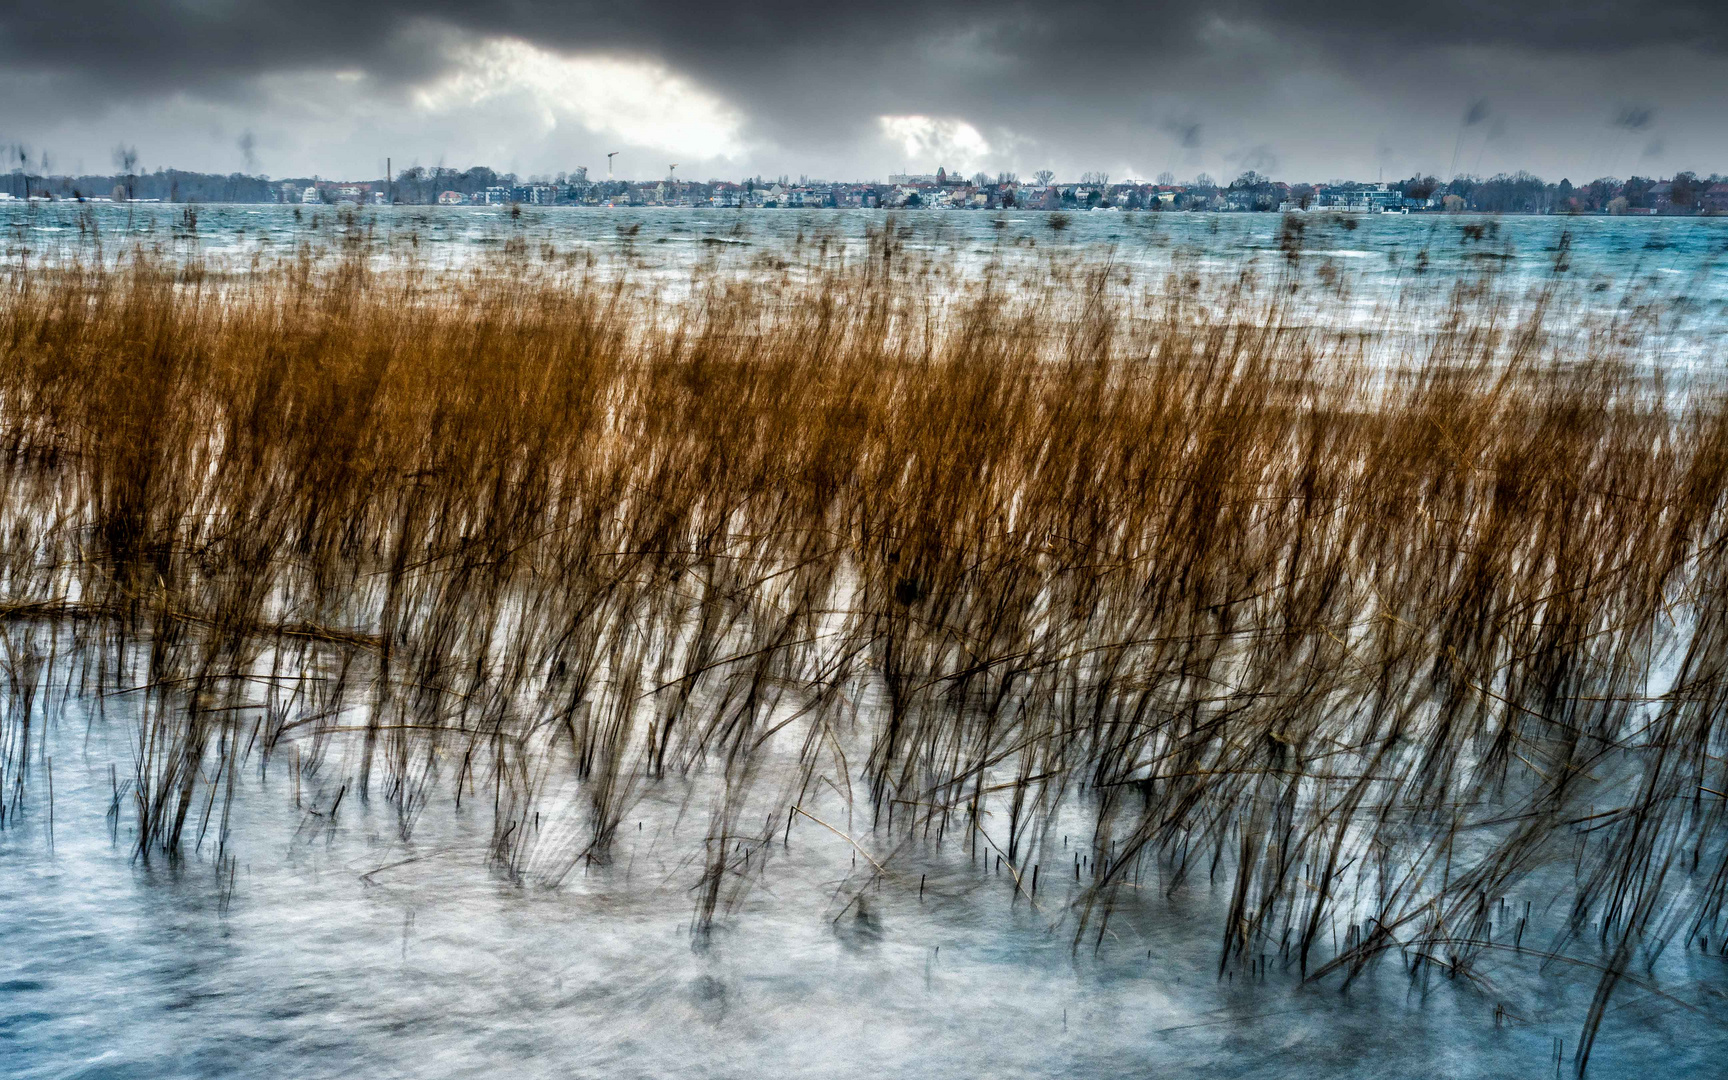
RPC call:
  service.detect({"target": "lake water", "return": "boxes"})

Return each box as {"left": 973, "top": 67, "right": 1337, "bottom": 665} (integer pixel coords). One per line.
{"left": 8, "top": 692, "right": 1728, "bottom": 1080}
{"left": 8, "top": 200, "right": 1728, "bottom": 304}
{"left": 3, "top": 206, "right": 1728, "bottom": 1079}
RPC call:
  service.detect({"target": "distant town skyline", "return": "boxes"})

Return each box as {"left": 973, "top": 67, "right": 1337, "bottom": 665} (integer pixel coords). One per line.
{"left": 11, "top": 163, "right": 1724, "bottom": 217}
{"left": 2, "top": 3, "right": 1725, "bottom": 183}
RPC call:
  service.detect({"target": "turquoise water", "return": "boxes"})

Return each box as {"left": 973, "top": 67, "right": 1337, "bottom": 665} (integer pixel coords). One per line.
{"left": 7, "top": 202, "right": 1727, "bottom": 298}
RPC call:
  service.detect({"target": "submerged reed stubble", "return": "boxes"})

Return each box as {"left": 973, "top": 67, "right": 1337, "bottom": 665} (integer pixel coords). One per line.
{"left": 0, "top": 235, "right": 1724, "bottom": 1071}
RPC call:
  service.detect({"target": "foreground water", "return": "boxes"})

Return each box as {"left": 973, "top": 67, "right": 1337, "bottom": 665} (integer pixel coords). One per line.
{"left": 4, "top": 696, "right": 1727, "bottom": 1079}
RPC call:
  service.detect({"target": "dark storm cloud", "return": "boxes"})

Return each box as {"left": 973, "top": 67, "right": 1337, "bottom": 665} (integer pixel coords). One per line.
{"left": 6, "top": 0, "right": 1725, "bottom": 97}
{"left": 1163, "top": 120, "right": 1204, "bottom": 150}
{"left": 1613, "top": 105, "right": 1656, "bottom": 132}
{"left": 2, "top": 0, "right": 1725, "bottom": 176}
{"left": 1233, "top": 145, "right": 1279, "bottom": 174}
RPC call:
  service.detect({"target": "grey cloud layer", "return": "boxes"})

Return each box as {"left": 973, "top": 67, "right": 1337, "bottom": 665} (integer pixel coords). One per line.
{"left": 7, "top": 1, "right": 1725, "bottom": 80}
{"left": 2, "top": 1, "right": 1724, "bottom": 177}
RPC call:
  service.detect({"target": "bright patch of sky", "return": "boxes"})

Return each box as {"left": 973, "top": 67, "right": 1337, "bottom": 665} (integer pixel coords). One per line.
{"left": 414, "top": 38, "right": 747, "bottom": 162}
{"left": 877, "top": 116, "right": 993, "bottom": 173}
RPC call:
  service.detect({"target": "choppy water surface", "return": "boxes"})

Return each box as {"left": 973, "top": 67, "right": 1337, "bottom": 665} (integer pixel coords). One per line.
{"left": 7, "top": 200, "right": 1728, "bottom": 299}
{"left": 3, "top": 207, "right": 1728, "bottom": 1079}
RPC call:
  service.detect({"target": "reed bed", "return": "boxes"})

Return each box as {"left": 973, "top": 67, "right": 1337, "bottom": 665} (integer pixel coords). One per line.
{"left": 1, "top": 231, "right": 1724, "bottom": 1071}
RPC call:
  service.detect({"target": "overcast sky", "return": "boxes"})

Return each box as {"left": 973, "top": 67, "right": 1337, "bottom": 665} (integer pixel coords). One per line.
{"left": 2, "top": 2, "right": 1724, "bottom": 183}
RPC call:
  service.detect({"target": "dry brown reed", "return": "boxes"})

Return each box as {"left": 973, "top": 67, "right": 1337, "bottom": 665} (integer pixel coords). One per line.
{"left": 0, "top": 234, "right": 1724, "bottom": 1071}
